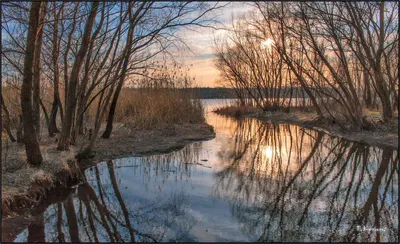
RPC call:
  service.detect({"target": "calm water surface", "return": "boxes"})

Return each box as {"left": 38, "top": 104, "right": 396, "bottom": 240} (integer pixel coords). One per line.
{"left": 2, "top": 99, "right": 398, "bottom": 242}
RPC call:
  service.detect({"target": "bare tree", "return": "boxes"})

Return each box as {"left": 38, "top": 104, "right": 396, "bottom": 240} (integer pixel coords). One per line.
{"left": 102, "top": 2, "right": 224, "bottom": 138}
{"left": 101, "top": 2, "right": 152, "bottom": 138}
{"left": 57, "top": 2, "right": 99, "bottom": 150}
{"left": 20, "top": 2, "right": 45, "bottom": 166}
{"left": 344, "top": 2, "right": 398, "bottom": 121}
{"left": 214, "top": 15, "right": 299, "bottom": 112}
{"left": 47, "top": 2, "right": 64, "bottom": 137}
{"left": 31, "top": 2, "right": 47, "bottom": 140}
{"left": 216, "top": 2, "right": 398, "bottom": 130}
{"left": 2, "top": 1, "right": 224, "bottom": 161}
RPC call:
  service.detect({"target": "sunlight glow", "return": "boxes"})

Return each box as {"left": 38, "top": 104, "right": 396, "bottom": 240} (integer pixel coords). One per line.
{"left": 262, "top": 146, "right": 273, "bottom": 159}
{"left": 261, "top": 38, "right": 274, "bottom": 49}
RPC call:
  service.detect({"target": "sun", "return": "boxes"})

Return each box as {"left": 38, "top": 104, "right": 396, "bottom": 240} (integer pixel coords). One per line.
{"left": 261, "top": 38, "right": 274, "bottom": 49}
{"left": 262, "top": 145, "right": 273, "bottom": 159}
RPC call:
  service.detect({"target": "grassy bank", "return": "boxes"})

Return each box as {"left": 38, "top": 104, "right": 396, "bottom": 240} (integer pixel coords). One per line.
{"left": 2, "top": 138, "right": 82, "bottom": 216}
{"left": 214, "top": 105, "right": 398, "bottom": 149}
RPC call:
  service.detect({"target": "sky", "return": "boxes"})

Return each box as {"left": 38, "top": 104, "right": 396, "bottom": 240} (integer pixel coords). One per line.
{"left": 178, "top": 2, "right": 255, "bottom": 88}
{"left": 1, "top": 2, "right": 255, "bottom": 88}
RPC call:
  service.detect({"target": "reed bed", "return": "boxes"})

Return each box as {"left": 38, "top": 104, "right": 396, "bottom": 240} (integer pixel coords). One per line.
{"left": 114, "top": 88, "right": 205, "bottom": 130}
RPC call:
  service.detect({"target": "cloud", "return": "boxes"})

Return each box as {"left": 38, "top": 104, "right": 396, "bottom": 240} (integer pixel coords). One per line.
{"left": 171, "top": 3, "right": 256, "bottom": 87}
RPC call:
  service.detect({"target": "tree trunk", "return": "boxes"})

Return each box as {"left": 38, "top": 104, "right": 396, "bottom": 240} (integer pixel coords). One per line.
{"left": 372, "top": 92, "right": 378, "bottom": 109}
{"left": 49, "top": 3, "right": 62, "bottom": 137}
{"left": 107, "top": 160, "right": 136, "bottom": 242}
{"left": 16, "top": 115, "right": 24, "bottom": 144}
{"left": 57, "top": 203, "right": 65, "bottom": 242}
{"left": 74, "top": 4, "right": 106, "bottom": 140}
{"left": 48, "top": 98, "right": 60, "bottom": 137}
{"left": 21, "top": 2, "right": 43, "bottom": 166}
{"left": 63, "top": 196, "right": 80, "bottom": 242}
{"left": 57, "top": 2, "right": 99, "bottom": 150}
{"left": 393, "top": 94, "right": 398, "bottom": 113}
{"left": 1, "top": 94, "right": 16, "bottom": 142}
{"left": 101, "top": 85, "right": 121, "bottom": 139}
{"left": 101, "top": 17, "right": 135, "bottom": 139}
{"left": 27, "top": 214, "right": 46, "bottom": 243}
{"left": 374, "top": 2, "right": 393, "bottom": 122}
{"left": 32, "top": 3, "right": 47, "bottom": 141}
{"left": 39, "top": 99, "right": 50, "bottom": 131}
{"left": 363, "top": 69, "right": 373, "bottom": 108}
{"left": 77, "top": 77, "right": 116, "bottom": 159}
{"left": 374, "top": 69, "right": 393, "bottom": 122}
{"left": 78, "top": 114, "right": 84, "bottom": 135}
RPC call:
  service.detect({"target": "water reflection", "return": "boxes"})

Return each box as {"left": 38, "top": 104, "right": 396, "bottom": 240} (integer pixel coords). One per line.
{"left": 2, "top": 101, "right": 398, "bottom": 242}
{"left": 8, "top": 155, "right": 197, "bottom": 242}
{"left": 212, "top": 117, "right": 398, "bottom": 242}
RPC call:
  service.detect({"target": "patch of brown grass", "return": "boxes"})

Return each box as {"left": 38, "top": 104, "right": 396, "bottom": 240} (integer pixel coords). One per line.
{"left": 214, "top": 103, "right": 317, "bottom": 117}
{"left": 114, "top": 88, "right": 205, "bottom": 129}
{"left": 1, "top": 134, "right": 81, "bottom": 215}
{"left": 213, "top": 105, "right": 261, "bottom": 117}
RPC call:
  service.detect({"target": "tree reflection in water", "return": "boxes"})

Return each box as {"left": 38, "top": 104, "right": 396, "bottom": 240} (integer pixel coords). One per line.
{"left": 10, "top": 145, "right": 201, "bottom": 242}
{"left": 3, "top": 114, "right": 398, "bottom": 242}
{"left": 212, "top": 118, "right": 398, "bottom": 242}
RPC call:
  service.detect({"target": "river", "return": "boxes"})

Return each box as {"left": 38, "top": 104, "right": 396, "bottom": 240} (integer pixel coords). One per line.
{"left": 2, "top": 99, "right": 398, "bottom": 242}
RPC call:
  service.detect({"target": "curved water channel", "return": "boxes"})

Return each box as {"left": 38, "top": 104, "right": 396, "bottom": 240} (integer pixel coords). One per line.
{"left": 2, "top": 99, "right": 398, "bottom": 242}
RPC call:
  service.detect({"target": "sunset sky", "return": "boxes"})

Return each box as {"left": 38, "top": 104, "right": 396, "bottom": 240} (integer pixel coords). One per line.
{"left": 178, "top": 2, "right": 255, "bottom": 88}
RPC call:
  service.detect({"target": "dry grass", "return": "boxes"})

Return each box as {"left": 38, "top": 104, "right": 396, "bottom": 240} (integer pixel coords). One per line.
{"left": 213, "top": 105, "right": 260, "bottom": 117}
{"left": 214, "top": 104, "right": 314, "bottom": 117}
{"left": 114, "top": 88, "right": 205, "bottom": 129}
{"left": 2, "top": 134, "right": 80, "bottom": 214}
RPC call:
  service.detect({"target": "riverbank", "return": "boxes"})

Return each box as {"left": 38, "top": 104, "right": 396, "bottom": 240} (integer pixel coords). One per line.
{"left": 214, "top": 106, "right": 398, "bottom": 149}
{"left": 1, "top": 122, "right": 215, "bottom": 216}
{"left": 83, "top": 122, "right": 216, "bottom": 169}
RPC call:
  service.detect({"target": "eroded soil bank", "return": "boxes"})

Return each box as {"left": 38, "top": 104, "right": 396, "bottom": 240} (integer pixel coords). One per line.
{"left": 214, "top": 106, "right": 398, "bottom": 149}
{"left": 1, "top": 122, "right": 215, "bottom": 216}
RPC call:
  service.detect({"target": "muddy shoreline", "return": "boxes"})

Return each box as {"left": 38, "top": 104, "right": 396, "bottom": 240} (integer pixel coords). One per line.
{"left": 214, "top": 107, "right": 398, "bottom": 150}
{"left": 83, "top": 122, "right": 216, "bottom": 169}
{"left": 1, "top": 123, "right": 215, "bottom": 217}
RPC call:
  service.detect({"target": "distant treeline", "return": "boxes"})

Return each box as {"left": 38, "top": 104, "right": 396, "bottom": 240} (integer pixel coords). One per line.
{"left": 130, "top": 87, "right": 312, "bottom": 99}
{"left": 189, "top": 88, "right": 238, "bottom": 99}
